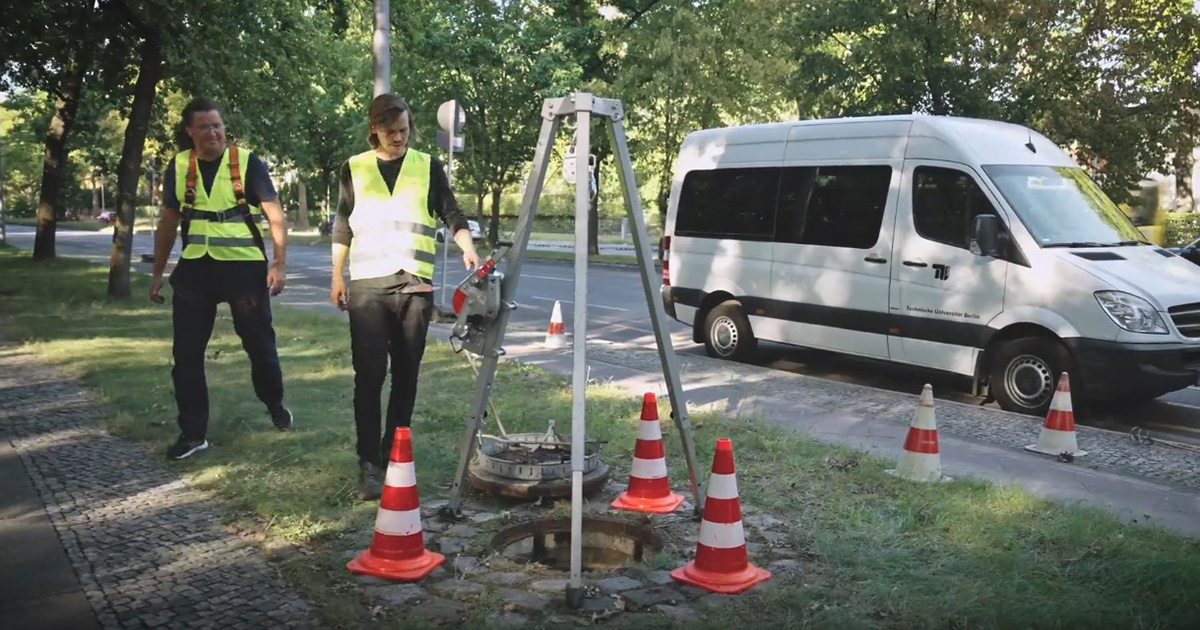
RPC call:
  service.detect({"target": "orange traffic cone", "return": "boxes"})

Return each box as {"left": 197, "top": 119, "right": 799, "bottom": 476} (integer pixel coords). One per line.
{"left": 671, "top": 438, "right": 770, "bottom": 594}
{"left": 347, "top": 427, "right": 445, "bottom": 580}
{"left": 887, "top": 384, "right": 951, "bottom": 482}
{"left": 1024, "top": 373, "right": 1087, "bottom": 458}
{"left": 612, "top": 393, "right": 685, "bottom": 514}
{"left": 543, "top": 300, "right": 568, "bottom": 349}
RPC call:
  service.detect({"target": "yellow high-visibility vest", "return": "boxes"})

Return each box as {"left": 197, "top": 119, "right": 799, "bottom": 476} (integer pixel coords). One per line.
{"left": 347, "top": 149, "right": 436, "bottom": 280}
{"left": 175, "top": 146, "right": 267, "bottom": 262}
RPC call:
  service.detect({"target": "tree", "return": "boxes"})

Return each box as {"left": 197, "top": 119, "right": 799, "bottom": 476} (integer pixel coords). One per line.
{"left": 0, "top": 0, "right": 120, "bottom": 261}
{"left": 104, "top": 0, "right": 338, "bottom": 297}
{"left": 785, "top": 0, "right": 1200, "bottom": 201}
{"left": 613, "top": 0, "right": 793, "bottom": 227}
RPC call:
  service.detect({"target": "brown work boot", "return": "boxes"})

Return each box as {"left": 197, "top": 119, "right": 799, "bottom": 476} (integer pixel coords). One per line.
{"left": 358, "top": 460, "right": 383, "bottom": 501}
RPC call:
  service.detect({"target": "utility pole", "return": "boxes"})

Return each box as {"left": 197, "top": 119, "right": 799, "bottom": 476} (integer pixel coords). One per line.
{"left": 0, "top": 107, "right": 7, "bottom": 245}
{"left": 373, "top": 0, "right": 389, "bottom": 96}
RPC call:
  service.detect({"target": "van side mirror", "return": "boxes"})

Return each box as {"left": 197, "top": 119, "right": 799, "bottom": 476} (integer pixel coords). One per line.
{"left": 971, "top": 215, "right": 1001, "bottom": 258}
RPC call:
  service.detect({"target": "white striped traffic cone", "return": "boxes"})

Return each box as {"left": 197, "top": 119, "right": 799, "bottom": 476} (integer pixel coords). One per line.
{"left": 671, "top": 438, "right": 770, "bottom": 594}
{"left": 612, "top": 392, "right": 685, "bottom": 514}
{"left": 543, "top": 300, "right": 568, "bottom": 348}
{"left": 1024, "top": 373, "right": 1087, "bottom": 458}
{"left": 886, "top": 384, "right": 951, "bottom": 482}
{"left": 347, "top": 427, "right": 445, "bottom": 580}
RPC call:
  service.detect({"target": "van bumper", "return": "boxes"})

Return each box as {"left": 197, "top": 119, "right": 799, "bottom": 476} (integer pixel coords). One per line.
{"left": 1065, "top": 338, "right": 1200, "bottom": 399}
{"left": 660, "top": 285, "right": 677, "bottom": 319}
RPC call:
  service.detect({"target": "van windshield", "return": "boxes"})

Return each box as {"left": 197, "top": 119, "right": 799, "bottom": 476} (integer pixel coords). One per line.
{"left": 982, "top": 165, "right": 1146, "bottom": 247}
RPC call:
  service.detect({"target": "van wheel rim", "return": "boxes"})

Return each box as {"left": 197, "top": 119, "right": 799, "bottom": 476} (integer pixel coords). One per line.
{"left": 711, "top": 316, "right": 738, "bottom": 357}
{"left": 1004, "top": 355, "right": 1053, "bottom": 409}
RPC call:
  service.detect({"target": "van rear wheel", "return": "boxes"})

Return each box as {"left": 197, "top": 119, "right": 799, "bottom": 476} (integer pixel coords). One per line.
{"left": 989, "top": 337, "right": 1074, "bottom": 417}
{"left": 703, "top": 301, "right": 757, "bottom": 362}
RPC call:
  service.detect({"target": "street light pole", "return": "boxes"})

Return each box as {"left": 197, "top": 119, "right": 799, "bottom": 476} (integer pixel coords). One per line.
{"left": 373, "top": 0, "right": 390, "bottom": 97}
{"left": 0, "top": 107, "right": 7, "bottom": 245}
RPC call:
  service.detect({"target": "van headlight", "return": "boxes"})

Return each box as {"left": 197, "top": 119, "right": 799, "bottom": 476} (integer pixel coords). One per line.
{"left": 1095, "top": 291, "right": 1168, "bottom": 334}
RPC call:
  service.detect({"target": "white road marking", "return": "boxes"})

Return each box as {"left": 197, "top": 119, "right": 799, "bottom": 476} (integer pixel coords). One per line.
{"left": 528, "top": 295, "right": 628, "bottom": 312}
{"left": 523, "top": 274, "right": 572, "bottom": 282}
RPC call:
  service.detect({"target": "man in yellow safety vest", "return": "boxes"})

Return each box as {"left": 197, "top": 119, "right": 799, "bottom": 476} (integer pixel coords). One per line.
{"left": 150, "top": 97, "right": 293, "bottom": 460}
{"left": 330, "top": 93, "right": 480, "bottom": 500}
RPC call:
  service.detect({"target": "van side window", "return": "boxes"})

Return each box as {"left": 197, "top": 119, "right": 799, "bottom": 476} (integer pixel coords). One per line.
{"left": 913, "top": 167, "right": 999, "bottom": 251}
{"left": 775, "top": 165, "right": 891, "bottom": 249}
{"left": 674, "top": 168, "right": 779, "bottom": 240}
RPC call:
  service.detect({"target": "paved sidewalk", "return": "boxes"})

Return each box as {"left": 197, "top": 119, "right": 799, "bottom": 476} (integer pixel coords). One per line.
{"left": 0, "top": 343, "right": 317, "bottom": 630}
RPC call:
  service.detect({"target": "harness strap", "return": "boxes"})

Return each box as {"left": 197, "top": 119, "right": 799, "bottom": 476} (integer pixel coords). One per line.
{"left": 229, "top": 146, "right": 267, "bottom": 255}
{"left": 181, "top": 151, "right": 199, "bottom": 246}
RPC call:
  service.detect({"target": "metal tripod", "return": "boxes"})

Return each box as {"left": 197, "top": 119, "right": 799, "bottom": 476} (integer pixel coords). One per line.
{"left": 438, "top": 93, "right": 704, "bottom": 607}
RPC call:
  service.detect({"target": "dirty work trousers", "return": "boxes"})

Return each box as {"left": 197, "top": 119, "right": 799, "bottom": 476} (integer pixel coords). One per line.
{"left": 170, "top": 256, "right": 285, "bottom": 440}
{"left": 347, "top": 273, "right": 434, "bottom": 467}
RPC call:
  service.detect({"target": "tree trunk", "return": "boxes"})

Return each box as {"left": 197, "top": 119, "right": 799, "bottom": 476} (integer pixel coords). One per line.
{"left": 489, "top": 187, "right": 502, "bottom": 245}
{"left": 296, "top": 180, "right": 310, "bottom": 230}
{"left": 33, "top": 55, "right": 90, "bottom": 261}
{"left": 1175, "top": 145, "right": 1195, "bottom": 213}
{"left": 480, "top": 192, "right": 495, "bottom": 242}
{"left": 107, "top": 36, "right": 164, "bottom": 299}
{"left": 587, "top": 150, "right": 606, "bottom": 256}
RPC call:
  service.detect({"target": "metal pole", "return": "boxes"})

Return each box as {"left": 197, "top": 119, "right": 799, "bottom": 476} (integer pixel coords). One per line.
{"left": 441, "top": 110, "right": 456, "bottom": 306}
{"left": 372, "top": 0, "right": 390, "bottom": 96}
{"left": 567, "top": 94, "right": 592, "bottom": 606}
{"left": 605, "top": 107, "right": 704, "bottom": 514}
{"left": 0, "top": 107, "right": 6, "bottom": 245}
{"left": 442, "top": 106, "right": 562, "bottom": 517}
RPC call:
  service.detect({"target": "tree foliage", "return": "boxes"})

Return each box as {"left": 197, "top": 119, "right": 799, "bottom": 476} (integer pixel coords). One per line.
{"left": 3, "top": 0, "right": 1198, "bottom": 273}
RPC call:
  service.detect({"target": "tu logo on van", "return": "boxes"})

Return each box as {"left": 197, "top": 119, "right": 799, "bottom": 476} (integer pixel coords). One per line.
{"left": 932, "top": 264, "right": 951, "bottom": 281}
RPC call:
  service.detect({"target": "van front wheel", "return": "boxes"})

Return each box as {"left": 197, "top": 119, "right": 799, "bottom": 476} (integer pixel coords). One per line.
{"left": 703, "top": 301, "right": 757, "bottom": 362}
{"left": 989, "top": 337, "right": 1074, "bottom": 417}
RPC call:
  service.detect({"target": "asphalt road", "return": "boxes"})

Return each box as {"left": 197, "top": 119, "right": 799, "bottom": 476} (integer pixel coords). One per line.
{"left": 7, "top": 224, "right": 1200, "bottom": 447}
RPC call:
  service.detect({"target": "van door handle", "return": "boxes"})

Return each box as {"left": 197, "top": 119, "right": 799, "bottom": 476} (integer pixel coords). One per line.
{"left": 863, "top": 256, "right": 887, "bottom": 264}
{"left": 903, "top": 260, "right": 928, "bottom": 268}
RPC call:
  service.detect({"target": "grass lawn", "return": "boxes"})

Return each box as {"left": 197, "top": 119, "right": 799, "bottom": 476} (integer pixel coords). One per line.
{"left": 1, "top": 245, "right": 1198, "bottom": 629}
{"left": 6, "top": 217, "right": 113, "bottom": 231}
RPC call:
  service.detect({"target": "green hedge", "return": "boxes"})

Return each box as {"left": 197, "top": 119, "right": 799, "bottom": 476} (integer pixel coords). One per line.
{"left": 1165, "top": 213, "right": 1200, "bottom": 247}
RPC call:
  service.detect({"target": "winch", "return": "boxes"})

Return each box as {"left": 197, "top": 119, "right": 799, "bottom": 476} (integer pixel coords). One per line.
{"left": 449, "top": 252, "right": 512, "bottom": 356}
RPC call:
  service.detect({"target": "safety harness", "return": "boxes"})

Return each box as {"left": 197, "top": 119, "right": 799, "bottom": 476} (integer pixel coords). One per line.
{"left": 180, "top": 146, "right": 266, "bottom": 255}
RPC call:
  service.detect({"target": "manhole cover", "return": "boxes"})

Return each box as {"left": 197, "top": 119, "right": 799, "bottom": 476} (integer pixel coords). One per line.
{"left": 490, "top": 516, "right": 660, "bottom": 572}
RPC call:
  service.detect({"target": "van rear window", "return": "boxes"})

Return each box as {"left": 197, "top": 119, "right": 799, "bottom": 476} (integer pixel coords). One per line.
{"left": 675, "top": 168, "right": 779, "bottom": 239}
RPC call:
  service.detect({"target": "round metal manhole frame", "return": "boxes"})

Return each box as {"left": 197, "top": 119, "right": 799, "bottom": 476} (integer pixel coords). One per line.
{"left": 475, "top": 432, "right": 603, "bottom": 480}
{"left": 468, "top": 457, "right": 610, "bottom": 499}
{"left": 488, "top": 515, "right": 662, "bottom": 571}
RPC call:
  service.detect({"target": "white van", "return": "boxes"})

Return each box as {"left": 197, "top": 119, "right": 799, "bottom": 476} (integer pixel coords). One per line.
{"left": 660, "top": 115, "right": 1200, "bottom": 416}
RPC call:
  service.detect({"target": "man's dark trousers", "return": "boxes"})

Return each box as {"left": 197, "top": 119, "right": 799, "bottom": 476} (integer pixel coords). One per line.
{"left": 348, "top": 278, "right": 433, "bottom": 467}
{"left": 170, "top": 256, "right": 285, "bottom": 440}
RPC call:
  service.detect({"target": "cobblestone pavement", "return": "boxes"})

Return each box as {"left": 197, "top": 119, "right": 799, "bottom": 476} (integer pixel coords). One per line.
{"left": 586, "top": 342, "right": 1200, "bottom": 491}
{"left": 0, "top": 344, "right": 318, "bottom": 630}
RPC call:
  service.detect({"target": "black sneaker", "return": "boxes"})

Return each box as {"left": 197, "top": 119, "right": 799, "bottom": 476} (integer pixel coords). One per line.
{"left": 358, "top": 460, "right": 383, "bottom": 501}
{"left": 167, "top": 435, "right": 209, "bottom": 460}
{"left": 270, "top": 406, "right": 294, "bottom": 431}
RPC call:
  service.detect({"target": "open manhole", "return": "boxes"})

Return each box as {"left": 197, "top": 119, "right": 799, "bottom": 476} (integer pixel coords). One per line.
{"left": 468, "top": 424, "right": 610, "bottom": 500}
{"left": 490, "top": 516, "right": 661, "bottom": 572}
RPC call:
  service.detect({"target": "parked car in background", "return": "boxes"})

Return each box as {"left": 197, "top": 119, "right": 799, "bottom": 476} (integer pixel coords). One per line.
{"left": 436, "top": 219, "right": 483, "bottom": 243}
{"left": 97, "top": 210, "right": 117, "bottom": 223}
{"left": 1168, "top": 237, "right": 1200, "bottom": 266}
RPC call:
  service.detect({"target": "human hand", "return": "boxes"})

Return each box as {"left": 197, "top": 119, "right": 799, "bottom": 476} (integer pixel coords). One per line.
{"left": 331, "top": 277, "right": 349, "bottom": 311}
{"left": 149, "top": 275, "right": 165, "bottom": 304}
{"left": 462, "top": 247, "right": 481, "bottom": 270}
{"left": 267, "top": 264, "right": 286, "bottom": 296}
